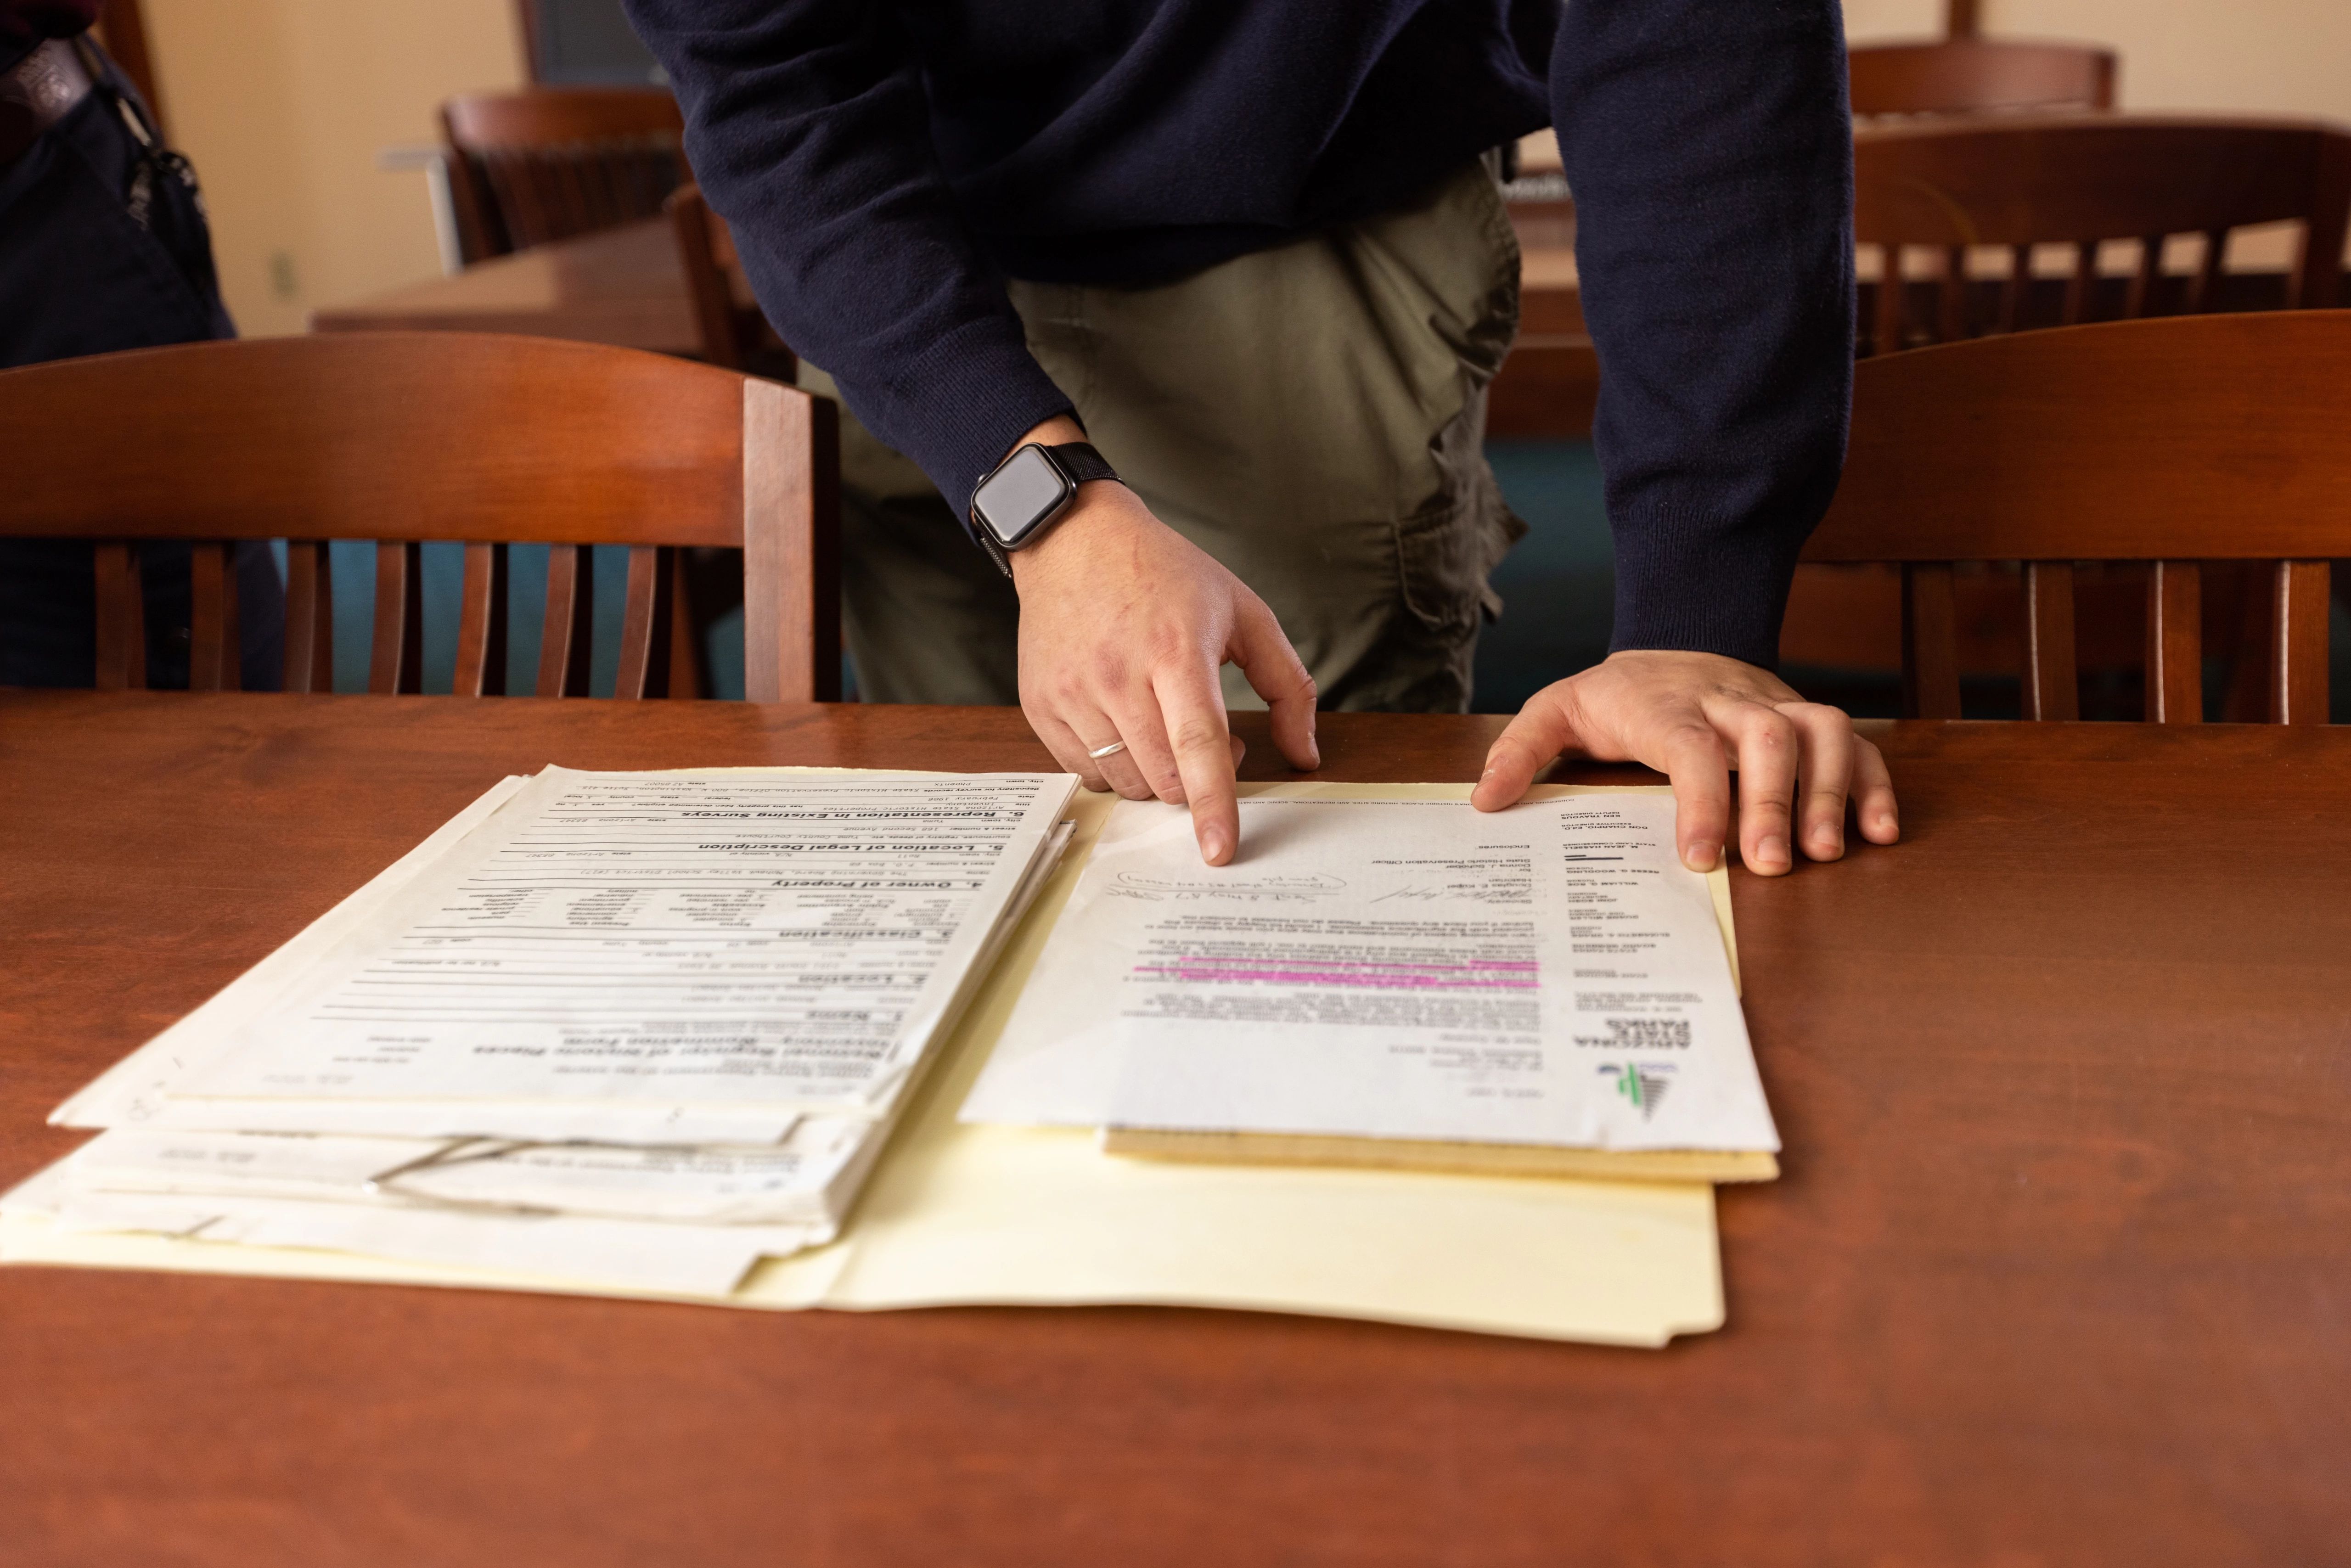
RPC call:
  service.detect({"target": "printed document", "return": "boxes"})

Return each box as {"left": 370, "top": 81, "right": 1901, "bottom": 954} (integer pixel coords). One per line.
{"left": 963, "top": 792, "right": 1777, "bottom": 1152}
{"left": 58, "top": 1124, "right": 868, "bottom": 1225}
{"left": 168, "top": 768, "right": 1075, "bottom": 1124}
{"left": 2, "top": 783, "right": 1733, "bottom": 1346}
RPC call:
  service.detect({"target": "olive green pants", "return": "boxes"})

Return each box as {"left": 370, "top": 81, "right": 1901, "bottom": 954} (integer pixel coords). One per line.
{"left": 817, "top": 159, "right": 1526, "bottom": 712}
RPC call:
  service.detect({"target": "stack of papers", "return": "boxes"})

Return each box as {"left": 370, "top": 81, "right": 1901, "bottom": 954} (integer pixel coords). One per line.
{"left": 2, "top": 777, "right": 1760, "bottom": 1347}
{"left": 6, "top": 767, "right": 1078, "bottom": 1295}
{"left": 963, "top": 790, "right": 1781, "bottom": 1184}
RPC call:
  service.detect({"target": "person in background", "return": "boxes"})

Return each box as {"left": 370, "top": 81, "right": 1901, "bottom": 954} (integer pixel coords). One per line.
{"left": 0, "top": 1, "right": 281, "bottom": 689}
{"left": 626, "top": 1, "right": 1899, "bottom": 872}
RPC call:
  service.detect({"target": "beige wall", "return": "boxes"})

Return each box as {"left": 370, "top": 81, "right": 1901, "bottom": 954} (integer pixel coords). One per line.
{"left": 1842, "top": 0, "right": 2351, "bottom": 124}
{"left": 141, "top": 0, "right": 524, "bottom": 337}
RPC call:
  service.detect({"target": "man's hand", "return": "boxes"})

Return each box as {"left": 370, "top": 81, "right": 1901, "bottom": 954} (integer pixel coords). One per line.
{"left": 1007, "top": 419, "right": 1319, "bottom": 865}
{"left": 1470, "top": 650, "right": 1899, "bottom": 875}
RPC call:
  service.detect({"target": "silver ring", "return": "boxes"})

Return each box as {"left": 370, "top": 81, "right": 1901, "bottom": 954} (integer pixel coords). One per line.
{"left": 1087, "top": 740, "right": 1128, "bottom": 760}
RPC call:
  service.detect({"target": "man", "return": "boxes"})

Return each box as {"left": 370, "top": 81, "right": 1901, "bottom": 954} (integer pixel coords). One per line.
{"left": 0, "top": 1, "right": 280, "bottom": 688}
{"left": 624, "top": 0, "right": 1899, "bottom": 871}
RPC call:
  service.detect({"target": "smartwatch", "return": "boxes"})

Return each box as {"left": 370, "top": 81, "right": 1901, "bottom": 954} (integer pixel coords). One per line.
{"left": 969, "top": 440, "right": 1121, "bottom": 575}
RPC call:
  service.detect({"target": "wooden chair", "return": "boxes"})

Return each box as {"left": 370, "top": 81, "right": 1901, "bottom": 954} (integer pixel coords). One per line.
{"left": 1856, "top": 114, "right": 2351, "bottom": 356}
{"left": 665, "top": 183, "right": 794, "bottom": 378}
{"left": 440, "top": 89, "right": 687, "bottom": 264}
{"left": 1849, "top": 40, "right": 2116, "bottom": 120}
{"left": 1784, "top": 116, "right": 2351, "bottom": 706}
{"left": 1805, "top": 312, "right": 2342, "bottom": 724}
{"left": 0, "top": 333, "right": 839, "bottom": 702}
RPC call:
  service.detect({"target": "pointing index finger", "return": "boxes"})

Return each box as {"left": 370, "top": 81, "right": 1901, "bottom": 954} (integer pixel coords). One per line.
{"left": 1153, "top": 666, "right": 1241, "bottom": 865}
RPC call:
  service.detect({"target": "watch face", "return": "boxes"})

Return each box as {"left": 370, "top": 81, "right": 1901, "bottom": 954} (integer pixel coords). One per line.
{"left": 973, "top": 445, "right": 1073, "bottom": 547}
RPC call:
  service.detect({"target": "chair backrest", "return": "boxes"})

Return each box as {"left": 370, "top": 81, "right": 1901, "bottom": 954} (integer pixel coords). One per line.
{"left": 1855, "top": 115, "right": 2351, "bottom": 354}
{"left": 440, "top": 89, "right": 687, "bottom": 263}
{"left": 664, "top": 183, "right": 795, "bottom": 380}
{"left": 0, "top": 334, "right": 839, "bottom": 703}
{"left": 1849, "top": 39, "right": 2116, "bottom": 119}
{"left": 1807, "top": 311, "right": 2345, "bottom": 724}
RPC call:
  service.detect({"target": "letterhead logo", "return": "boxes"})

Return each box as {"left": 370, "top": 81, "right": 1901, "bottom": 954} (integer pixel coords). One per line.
{"left": 1599, "top": 1062, "right": 1674, "bottom": 1119}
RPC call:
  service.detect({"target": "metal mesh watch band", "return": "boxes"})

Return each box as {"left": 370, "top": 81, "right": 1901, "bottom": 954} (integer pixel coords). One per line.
{"left": 1046, "top": 441, "right": 1118, "bottom": 488}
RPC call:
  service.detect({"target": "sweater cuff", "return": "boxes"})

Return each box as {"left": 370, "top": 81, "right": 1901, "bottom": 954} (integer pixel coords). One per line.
{"left": 872, "top": 319, "right": 1076, "bottom": 543}
{"left": 1606, "top": 509, "right": 1802, "bottom": 670}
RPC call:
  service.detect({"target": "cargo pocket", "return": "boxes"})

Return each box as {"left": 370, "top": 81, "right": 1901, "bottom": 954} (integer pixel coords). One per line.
{"left": 1395, "top": 497, "right": 1494, "bottom": 636}
{"left": 1389, "top": 161, "right": 1527, "bottom": 638}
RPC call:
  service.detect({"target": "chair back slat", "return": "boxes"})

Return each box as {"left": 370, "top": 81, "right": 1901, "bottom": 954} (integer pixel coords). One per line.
{"left": 452, "top": 542, "right": 509, "bottom": 697}
{"left": 1870, "top": 250, "right": 1907, "bottom": 356}
{"left": 1936, "top": 246, "right": 1969, "bottom": 341}
{"left": 2216, "top": 563, "right": 2272, "bottom": 722}
{"left": 1996, "top": 243, "right": 2030, "bottom": 332}
{"left": 569, "top": 153, "right": 607, "bottom": 227}
{"left": 742, "top": 383, "right": 842, "bottom": 704}
{"left": 1900, "top": 564, "right": 1963, "bottom": 719}
{"left": 92, "top": 544, "right": 144, "bottom": 691}
{"left": 282, "top": 540, "right": 332, "bottom": 694}
{"left": 1849, "top": 40, "right": 2116, "bottom": 119}
{"left": 666, "top": 558, "right": 707, "bottom": 700}
{"left": 535, "top": 544, "right": 596, "bottom": 698}
{"left": 2059, "top": 240, "right": 2096, "bottom": 326}
{"left": 1810, "top": 314, "right": 2348, "bottom": 725}
{"left": 2144, "top": 562, "right": 2203, "bottom": 723}
{"left": 2187, "top": 228, "right": 2227, "bottom": 313}
{"left": 2272, "top": 562, "right": 2333, "bottom": 724}
{"left": 2021, "top": 562, "right": 2080, "bottom": 720}
{"left": 2292, "top": 133, "right": 2351, "bottom": 309}
{"left": 370, "top": 541, "right": 423, "bottom": 695}
{"left": 613, "top": 544, "right": 675, "bottom": 701}
{"left": 478, "top": 151, "right": 546, "bottom": 249}
{"left": 186, "top": 542, "right": 239, "bottom": 691}
{"left": 2122, "top": 235, "right": 2162, "bottom": 319}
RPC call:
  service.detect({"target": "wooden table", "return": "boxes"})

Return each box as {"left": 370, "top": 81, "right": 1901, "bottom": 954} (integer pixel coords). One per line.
{"left": 307, "top": 216, "right": 1602, "bottom": 434}
{"left": 309, "top": 216, "right": 1589, "bottom": 353}
{"left": 6, "top": 693, "right": 2348, "bottom": 1565}
{"left": 309, "top": 219, "right": 714, "bottom": 354}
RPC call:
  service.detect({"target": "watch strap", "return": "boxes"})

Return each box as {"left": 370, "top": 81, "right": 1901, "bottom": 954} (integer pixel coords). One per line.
{"left": 1047, "top": 441, "right": 1117, "bottom": 487}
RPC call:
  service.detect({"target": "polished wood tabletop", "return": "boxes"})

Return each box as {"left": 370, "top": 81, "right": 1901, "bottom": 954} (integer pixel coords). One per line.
{"left": 309, "top": 217, "right": 1588, "bottom": 350}
{"left": 5, "top": 693, "right": 2347, "bottom": 1565}
{"left": 308, "top": 219, "right": 719, "bottom": 354}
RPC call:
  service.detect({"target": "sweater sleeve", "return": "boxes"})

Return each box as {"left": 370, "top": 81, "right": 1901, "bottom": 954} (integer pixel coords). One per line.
{"left": 622, "top": 0, "right": 1075, "bottom": 520}
{"left": 1552, "top": 0, "right": 1854, "bottom": 668}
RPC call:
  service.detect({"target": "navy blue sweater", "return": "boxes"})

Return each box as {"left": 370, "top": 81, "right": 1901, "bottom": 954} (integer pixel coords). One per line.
{"left": 623, "top": 0, "right": 1854, "bottom": 668}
